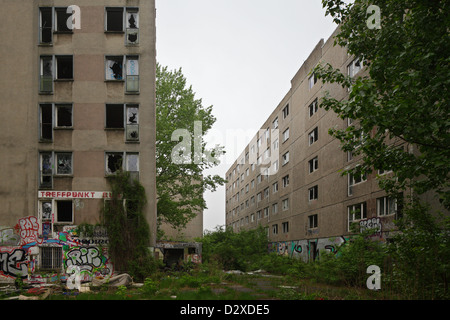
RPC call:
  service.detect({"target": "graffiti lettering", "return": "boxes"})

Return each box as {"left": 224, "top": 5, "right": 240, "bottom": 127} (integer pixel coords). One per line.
{"left": 17, "top": 216, "right": 42, "bottom": 246}
{"left": 66, "top": 265, "right": 81, "bottom": 290}
{"left": 0, "top": 249, "right": 28, "bottom": 278}
{"left": 65, "top": 247, "right": 102, "bottom": 271}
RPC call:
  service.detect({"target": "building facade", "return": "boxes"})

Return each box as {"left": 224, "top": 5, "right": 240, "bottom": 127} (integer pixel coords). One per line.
{"left": 225, "top": 28, "right": 404, "bottom": 262}
{"left": 0, "top": 0, "right": 156, "bottom": 282}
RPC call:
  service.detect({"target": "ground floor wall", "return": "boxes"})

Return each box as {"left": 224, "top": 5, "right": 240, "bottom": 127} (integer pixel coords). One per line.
{"left": 0, "top": 216, "right": 112, "bottom": 284}
{"left": 268, "top": 216, "right": 396, "bottom": 262}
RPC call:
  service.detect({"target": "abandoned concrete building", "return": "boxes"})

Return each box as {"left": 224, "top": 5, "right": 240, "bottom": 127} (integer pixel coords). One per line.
{"left": 225, "top": 28, "right": 415, "bottom": 262}
{"left": 0, "top": 0, "right": 159, "bottom": 283}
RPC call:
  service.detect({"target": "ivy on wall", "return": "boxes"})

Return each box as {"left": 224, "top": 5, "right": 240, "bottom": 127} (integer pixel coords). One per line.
{"left": 101, "top": 171, "right": 157, "bottom": 281}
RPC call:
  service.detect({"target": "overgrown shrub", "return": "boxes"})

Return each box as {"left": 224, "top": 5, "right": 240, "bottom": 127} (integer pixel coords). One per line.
{"left": 101, "top": 171, "right": 159, "bottom": 281}
{"left": 200, "top": 226, "right": 267, "bottom": 271}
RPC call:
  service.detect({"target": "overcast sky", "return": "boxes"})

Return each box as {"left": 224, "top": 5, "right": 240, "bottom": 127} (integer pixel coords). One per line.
{"left": 155, "top": 0, "right": 340, "bottom": 232}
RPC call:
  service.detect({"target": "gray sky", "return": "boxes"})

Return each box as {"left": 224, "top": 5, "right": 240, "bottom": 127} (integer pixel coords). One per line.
{"left": 155, "top": 0, "right": 339, "bottom": 232}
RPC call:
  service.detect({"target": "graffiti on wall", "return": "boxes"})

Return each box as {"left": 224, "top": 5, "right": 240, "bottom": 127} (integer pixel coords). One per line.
{"left": 269, "top": 236, "right": 349, "bottom": 262}
{"left": 0, "top": 248, "right": 28, "bottom": 278}
{"left": 16, "top": 216, "right": 43, "bottom": 247}
{"left": 359, "top": 217, "right": 382, "bottom": 237}
{"left": 0, "top": 216, "right": 113, "bottom": 281}
{"left": 64, "top": 246, "right": 112, "bottom": 280}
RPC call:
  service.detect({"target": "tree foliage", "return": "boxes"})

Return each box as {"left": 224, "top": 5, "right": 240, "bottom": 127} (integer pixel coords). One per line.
{"left": 200, "top": 226, "right": 268, "bottom": 271}
{"left": 156, "top": 63, "right": 226, "bottom": 232}
{"left": 315, "top": 0, "right": 450, "bottom": 208}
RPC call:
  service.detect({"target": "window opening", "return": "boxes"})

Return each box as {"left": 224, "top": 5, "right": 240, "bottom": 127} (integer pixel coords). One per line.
{"left": 40, "top": 104, "right": 53, "bottom": 140}
{"left": 40, "top": 246, "right": 63, "bottom": 270}
{"left": 106, "top": 8, "right": 124, "bottom": 32}
{"left": 56, "top": 153, "right": 72, "bottom": 175}
{"left": 126, "top": 57, "right": 139, "bottom": 92}
{"left": 55, "top": 7, "right": 72, "bottom": 32}
{"left": 106, "top": 104, "right": 124, "bottom": 128}
{"left": 56, "top": 200, "right": 73, "bottom": 223}
{"left": 106, "top": 153, "right": 123, "bottom": 174}
{"left": 126, "top": 105, "right": 139, "bottom": 141}
{"left": 106, "top": 56, "right": 123, "bottom": 80}
{"left": 126, "top": 9, "right": 139, "bottom": 44}
{"left": 39, "top": 8, "right": 53, "bottom": 44}
{"left": 40, "top": 152, "right": 53, "bottom": 188}
{"left": 40, "top": 56, "right": 53, "bottom": 92}
{"left": 56, "top": 105, "right": 72, "bottom": 127}
{"left": 56, "top": 56, "right": 73, "bottom": 79}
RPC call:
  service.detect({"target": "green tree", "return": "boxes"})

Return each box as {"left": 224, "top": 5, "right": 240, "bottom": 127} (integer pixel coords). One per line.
{"left": 315, "top": 0, "right": 450, "bottom": 208}
{"left": 156, "top": 63, "right": 226, "bottom": 233}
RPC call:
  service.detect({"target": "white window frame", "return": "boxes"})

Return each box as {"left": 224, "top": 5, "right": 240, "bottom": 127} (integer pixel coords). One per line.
{"left": 308, "top": 185, "right": 318, "bottom": 201}
{"left": 347, "top": 202, "right": 367, "bottom": 231}
{"left": 308, "top": 156, "right": 318, "bottom": 173}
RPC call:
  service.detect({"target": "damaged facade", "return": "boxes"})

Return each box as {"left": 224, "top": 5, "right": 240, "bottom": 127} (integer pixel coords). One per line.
{"left": 0, "top": 0, "right": 157, "bottom": 283}
{"left": 225, "top": 28, "right": 412, "bottom": 262}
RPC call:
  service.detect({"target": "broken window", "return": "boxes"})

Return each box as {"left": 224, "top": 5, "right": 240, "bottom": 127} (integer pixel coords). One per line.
{"left": 40, "top": 56, "right": 53, "bottom": 92}
{"left": 39, "top": 7, "right": 53, "bottom": 44}
{"left": 55, "top": 104, "right": 72, "bottom": 127}
{"left": 348, "top": 57, "right": 364, "bottom": 78}
{"left": 56, "top": 152, "right": 72, "bottom": 175}
{"left": 56, "top": 200, "right": 73, "bottom": 223}
{"left": 106, "top": 104, "right": 124, "bottom": 128}
{"left": 126, "top": 8, "right": 139, "bottom": 44}
{"left": 105, "top": 56, "right": 123, "bottom": 80}
{"left": 55, "top": 7, "right": 72, "bottom": 32}
{"left": 106, "top": 152, "right": 123, "bottom": 174}
{"left": 41, "top": 201, "right": 52, "bottom": 220}
{"left": 56, "top": 56, "right": 73, "bottom": 80}
{"left": 106, "top": 7, "right": 124, "bottom": 32}
{"left": 126, "top": 105, "right": 139, "bottom": 141}
{"left": 126, "top": 56, "right": 139, "bottom": 92}
{"left": 40, "top": 152, "right": 53, "bottom": 188}
{"left": 40, "top": 104, "right": 53, "bottom": 141}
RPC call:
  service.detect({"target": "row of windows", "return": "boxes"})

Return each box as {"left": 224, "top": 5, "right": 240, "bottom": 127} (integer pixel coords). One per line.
{"left": 39, "top": 7, "right": 140, "bottom": 45}
{"left": 39, "top": 103, "right": 140, "bottom": 142}
{"left": 39, "top": 55, "right": 140, "bottom": 93}
{"left": 229, "top": 195, "right": 399, "bottom": 235}
{"left": 39, "top": 151, "right": 139, "bottom": 189}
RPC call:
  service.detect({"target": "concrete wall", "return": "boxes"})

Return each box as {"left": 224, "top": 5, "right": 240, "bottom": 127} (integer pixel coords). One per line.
{"left": 0, "top": 0, "right": 157, "bottom": 280}
{"left": 225, "top": 27, "right": 403, "bottom": 244}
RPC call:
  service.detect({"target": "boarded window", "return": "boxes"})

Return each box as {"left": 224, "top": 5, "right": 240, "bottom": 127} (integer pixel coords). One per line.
{"left": 106, "top": 104, "right": 124, "bottom": 128}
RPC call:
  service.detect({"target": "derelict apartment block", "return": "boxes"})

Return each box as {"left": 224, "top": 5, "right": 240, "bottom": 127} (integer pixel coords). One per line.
{"left": 225, "top": 28, "right": 405, "bottom": 262}
{"left": 0, "top": 0, "right": 156, "bottom": 279}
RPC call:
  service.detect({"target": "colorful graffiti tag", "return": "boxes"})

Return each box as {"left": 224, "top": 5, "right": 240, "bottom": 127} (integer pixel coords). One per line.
{"left": 268, "top": 236, "right": 349, "bottom": 262}
{"left": 0, "top": 216, "right": 113, "bottom": 282}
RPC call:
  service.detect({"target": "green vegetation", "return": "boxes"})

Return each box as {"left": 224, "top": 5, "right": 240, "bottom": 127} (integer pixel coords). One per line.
{"left": 101, "top": 170, "right": 160, "bottom": 282}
